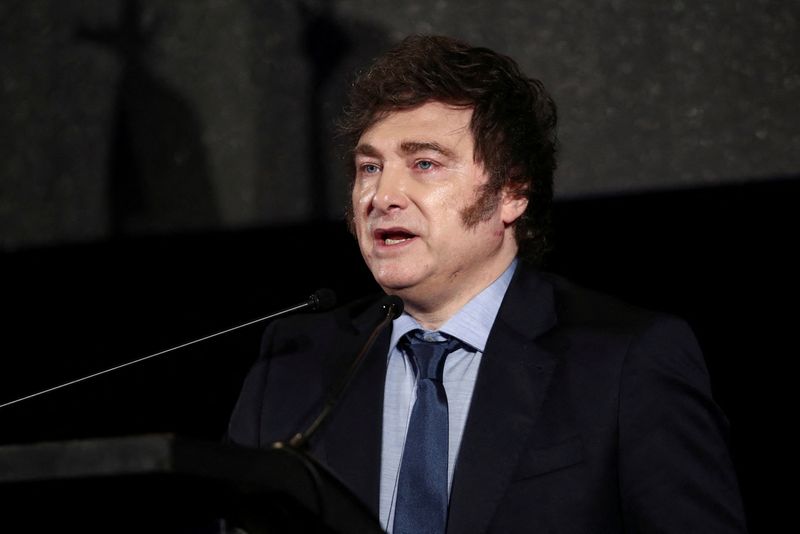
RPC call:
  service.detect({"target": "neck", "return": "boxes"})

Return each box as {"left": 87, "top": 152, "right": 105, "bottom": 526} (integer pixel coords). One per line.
{"left": 398, "top": 253, "right": 517, "bottom": 331}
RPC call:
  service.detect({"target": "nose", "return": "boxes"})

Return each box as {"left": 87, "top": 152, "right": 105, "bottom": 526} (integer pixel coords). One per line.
{"left": 369, "top": 165, "right": 408, "bottom": 215}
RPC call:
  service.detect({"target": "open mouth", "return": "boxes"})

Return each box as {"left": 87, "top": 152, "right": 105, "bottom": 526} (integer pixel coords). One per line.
{"left": 375, "top": 228, "right": 417, "bottom": 246}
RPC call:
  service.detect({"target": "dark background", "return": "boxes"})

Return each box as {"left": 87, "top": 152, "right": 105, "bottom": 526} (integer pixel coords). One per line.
{"left": 3, "top": 180, "right": 796, "bottom": 532}
{"left": 2, "top": 1, "right": 798, "bottom": 532}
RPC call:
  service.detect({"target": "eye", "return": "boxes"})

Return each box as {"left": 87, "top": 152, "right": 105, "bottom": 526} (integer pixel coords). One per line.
{"left": 415, "top": 160, "right": 435, "bottom": 171}
{"left": 360, "top": 163, "right": 381, "bottom": 174}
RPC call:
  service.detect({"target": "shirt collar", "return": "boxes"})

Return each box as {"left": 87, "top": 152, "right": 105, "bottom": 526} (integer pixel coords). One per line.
{"left": 388, "top": 258, "right": 518, "bottom": 354}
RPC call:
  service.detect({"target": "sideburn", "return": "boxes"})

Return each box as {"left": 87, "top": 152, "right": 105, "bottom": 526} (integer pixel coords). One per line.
{"left": 460, "top": 185, "right": 501, "bottom": 229}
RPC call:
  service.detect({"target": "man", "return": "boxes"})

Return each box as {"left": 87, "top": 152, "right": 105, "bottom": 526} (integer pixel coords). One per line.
{"left": 228, "top": 35, "right": 747, "bottom": 533}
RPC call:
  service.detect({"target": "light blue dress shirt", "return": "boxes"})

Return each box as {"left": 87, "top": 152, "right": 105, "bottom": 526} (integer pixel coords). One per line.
{"left": 379, "top": 259, "right": 518, "bottom": 532}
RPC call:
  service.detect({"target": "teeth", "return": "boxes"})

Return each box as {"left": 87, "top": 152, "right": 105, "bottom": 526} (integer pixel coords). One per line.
{"left": 385, "top": 237, "right": 410, "bottom": 245}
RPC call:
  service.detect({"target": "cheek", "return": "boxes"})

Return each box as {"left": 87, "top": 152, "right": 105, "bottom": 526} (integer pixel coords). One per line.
{"left": 351, "top": 199, "right": 372, "bottom": 249}
{"left": 425, "top": 185, "right": 456, "bottom": 209}
{"left": 352, "top": 185, "right": 373, "bottom": 214}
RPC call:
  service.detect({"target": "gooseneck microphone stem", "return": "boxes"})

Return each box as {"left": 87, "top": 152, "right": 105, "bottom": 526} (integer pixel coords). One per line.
{"left": 0, "top": 289, "right": 336, "bottom": 410}
{"left": 286, "top": 296, "right": 403, "bottom": 450}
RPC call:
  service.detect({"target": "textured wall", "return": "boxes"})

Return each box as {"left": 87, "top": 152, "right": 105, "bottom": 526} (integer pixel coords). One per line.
{"left": 2, "top": 0, "right": 798, "bottom": 248}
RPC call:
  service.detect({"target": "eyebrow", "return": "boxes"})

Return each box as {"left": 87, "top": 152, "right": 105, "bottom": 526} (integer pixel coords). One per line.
{"left": 353, "top": 143, "right": 382, "bottom": 159}
{"left": 353, "top": 141, "right": 457, "bottom": 160}
{"left": 399, "top": 141, "right": 456, "bottom": 159}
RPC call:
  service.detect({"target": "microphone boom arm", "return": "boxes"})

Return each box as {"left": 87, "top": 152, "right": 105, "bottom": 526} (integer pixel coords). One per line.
{"left": 0, "top": 290, "right": 335, "bottom": 410}
{"left": 285, "top": 296, "right": 402, "bottom": 450}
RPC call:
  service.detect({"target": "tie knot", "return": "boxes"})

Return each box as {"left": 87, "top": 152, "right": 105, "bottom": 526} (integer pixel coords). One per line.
{"left": 402, "top": 331, "right": 460, "bottom": 380}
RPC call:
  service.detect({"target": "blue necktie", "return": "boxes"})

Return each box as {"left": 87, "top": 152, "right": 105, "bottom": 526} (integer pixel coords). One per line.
{"left": 393, "top": 331, "right": 461, "bottom": 534}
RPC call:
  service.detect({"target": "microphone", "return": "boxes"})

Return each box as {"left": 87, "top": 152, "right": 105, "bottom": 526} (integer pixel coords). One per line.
{"left": 282, "top": 294, "right": 403, "bottom": 449}
{"left": 0, "top": 288, "right": 337, "bottom": 410}
{"left": 381, "top": 295, "right": 405, "bottom": 320}
{"left": 308, "top": 288, "right": 337, "bottom": 312}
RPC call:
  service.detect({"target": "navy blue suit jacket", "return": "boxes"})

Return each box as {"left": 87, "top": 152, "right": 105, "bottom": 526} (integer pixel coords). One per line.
{"left": 228, "top": 265, "right": 747, "bottom": 533}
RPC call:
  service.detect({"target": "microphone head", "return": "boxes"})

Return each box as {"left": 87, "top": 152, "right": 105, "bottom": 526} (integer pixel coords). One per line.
{"left": 309, "top": 288, "right": 337, "bottom": 311}
{"left": 380, "top": 295, "right": 404, "bottom": 320}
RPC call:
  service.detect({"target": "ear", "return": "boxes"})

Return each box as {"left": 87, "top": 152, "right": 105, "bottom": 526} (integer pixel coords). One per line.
{"left": 500, "top": 187, "right": 528, "bottom": 225}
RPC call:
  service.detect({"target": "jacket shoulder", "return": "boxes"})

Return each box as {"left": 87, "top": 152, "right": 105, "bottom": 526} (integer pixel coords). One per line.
{"left": 537, "top": 271, "right": 663, "bottom": 331}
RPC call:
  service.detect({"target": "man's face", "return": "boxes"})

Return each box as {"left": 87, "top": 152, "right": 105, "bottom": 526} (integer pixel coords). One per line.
{"left": 351, "top": 101, "right": 525, "bottom": 314}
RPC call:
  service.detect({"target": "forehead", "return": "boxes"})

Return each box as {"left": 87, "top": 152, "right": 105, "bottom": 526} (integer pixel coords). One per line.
{"left": 357, "top": 102, "right": 475, "bottom": 152}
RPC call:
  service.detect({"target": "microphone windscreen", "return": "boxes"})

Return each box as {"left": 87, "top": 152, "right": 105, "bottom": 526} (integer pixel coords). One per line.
{"left": 309, "top": 288, "right": 337, "bottom": 311}
{"left": 380, "top": 295, "right": 404, "bottom": 319}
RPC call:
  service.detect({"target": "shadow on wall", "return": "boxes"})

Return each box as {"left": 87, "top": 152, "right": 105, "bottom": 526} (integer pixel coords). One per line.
{"left": 299, "top": 0, "right": 350, "bottom": 222}
{"left": 250, "top": 0, "right": 392, "bottom": 222}
{"left": 298, "top": 1, "right": 395, "bottom": 220}
{"left": 77, "top": 0, "right": 218, "bottom": 237}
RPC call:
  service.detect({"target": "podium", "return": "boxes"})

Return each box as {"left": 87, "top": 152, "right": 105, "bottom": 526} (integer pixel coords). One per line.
{"left": 0, "top": 433, "right": 384, "bottom": 533}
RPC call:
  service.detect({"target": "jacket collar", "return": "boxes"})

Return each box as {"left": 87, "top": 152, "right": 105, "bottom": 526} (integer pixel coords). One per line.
{"left": 322, "top": 265, "right": 561, "bottom": 529}
{"left": 318, "top": 296, "right": 392, "bottom": 518}
{"left": 446, "top": 265, "right": 560, "bottom": 534}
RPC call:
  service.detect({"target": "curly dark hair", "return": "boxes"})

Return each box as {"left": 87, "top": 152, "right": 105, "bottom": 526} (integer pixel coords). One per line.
{"left": 338, "top": 34, "right": 558, "bottom": 265}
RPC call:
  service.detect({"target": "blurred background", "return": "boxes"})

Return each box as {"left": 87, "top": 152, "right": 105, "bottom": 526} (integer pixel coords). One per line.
{"left": 2, "top": 1, "right": 798, "bottom": 530}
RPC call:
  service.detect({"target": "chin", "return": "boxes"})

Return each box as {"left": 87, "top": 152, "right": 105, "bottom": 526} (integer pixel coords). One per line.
{"left": 374, "top": 275, "right": 417, "bottom": 293}
{"left": 371, "top": 266, "right": 424, "bottom": 293}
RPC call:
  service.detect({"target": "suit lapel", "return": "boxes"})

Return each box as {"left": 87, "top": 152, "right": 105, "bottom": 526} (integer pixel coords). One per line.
{"left": 447, "top": 268, "right": 560, "bottom": 534}
{"left": 318, "top": 301, "right": 392, "bottom": 517}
